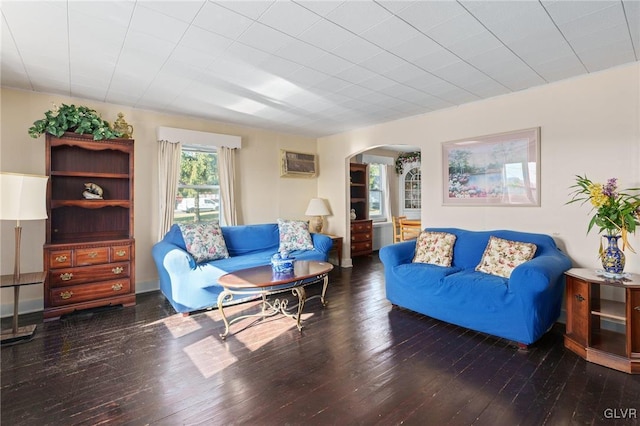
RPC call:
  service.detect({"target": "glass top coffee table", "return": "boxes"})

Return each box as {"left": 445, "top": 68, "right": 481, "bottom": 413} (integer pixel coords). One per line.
{"left": 217, "top": 260, "right": 333, "bottom": 339}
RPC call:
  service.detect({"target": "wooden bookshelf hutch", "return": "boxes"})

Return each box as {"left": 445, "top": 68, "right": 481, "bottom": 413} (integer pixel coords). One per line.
{"left": 349, "top": 163, "right": 372, "bottom": 257}
{"left": 43, "top": 133, "right": 135, "bottom": 320}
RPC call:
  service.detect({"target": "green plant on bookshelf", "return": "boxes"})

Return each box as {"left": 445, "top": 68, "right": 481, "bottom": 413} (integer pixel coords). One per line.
{"left": 28, "top": 103, "right": 122, "bottom": 140}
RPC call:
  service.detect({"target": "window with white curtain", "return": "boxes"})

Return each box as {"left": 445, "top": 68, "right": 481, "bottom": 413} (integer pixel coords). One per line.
{"left": 369, "top": 163, "right": 387, "bottom": 221}
{"left": 173, "top": 145, "right": 222, "bottom": 225}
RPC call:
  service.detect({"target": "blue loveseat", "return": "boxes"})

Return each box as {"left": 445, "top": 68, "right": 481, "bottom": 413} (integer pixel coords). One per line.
{"left": 152, "top": 223, "right": 333, "bottom": 314}
{"left": 379, "top": 228, "right": 572, "bottom": 346}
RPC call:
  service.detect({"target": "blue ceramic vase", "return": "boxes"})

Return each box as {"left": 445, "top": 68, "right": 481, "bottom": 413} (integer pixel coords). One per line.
{"left": 601, "top": 235, "right": 625, "bottom": 275}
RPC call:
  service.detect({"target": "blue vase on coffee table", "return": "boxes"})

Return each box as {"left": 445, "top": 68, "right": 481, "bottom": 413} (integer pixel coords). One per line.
{"left": 601, "top": 235, "right": 625, "bottom": 277}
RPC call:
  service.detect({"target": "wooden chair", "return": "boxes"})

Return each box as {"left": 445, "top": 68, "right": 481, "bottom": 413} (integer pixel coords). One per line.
{"left": 399, "top": 218, "right": 421, "bottom": 241}
{"left": 392, "top": 216, "right": 406, "bottom": 243}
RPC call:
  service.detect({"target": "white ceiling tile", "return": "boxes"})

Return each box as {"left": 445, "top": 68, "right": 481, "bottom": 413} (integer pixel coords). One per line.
{"left": 388, "top": 34, "right": 442, "bottom": 62}
{"left": 307, "top": 53, "right": 353, "bottom": 76}
{"left": 336, "top": 84, "right": 374, "bottom": 99}
{"left": 376, "top": 83, "right": 421, "bottom": 99}
{"left": 395, "top": 1, "right": 466, "bottom": 33}
{"left": 213, "top": 0, "right": 275, "bottom": 20}
{"left": 258, "top": 1, "right": 321, "bottom": 37}
{"left": 577, "top": 40, "right": 637, "bottom": 72}
{"left": 257, "top": 56, "right": 301, "bottom": 78}
{"left": 358, "top": 51, "right": 406, "bottom": 74}
{"left": 287, "top": 67, "right": 330, "bottom": 87}
{"left": 311, "top": 76, "right": 352, "bottom": 93}
{"left": 298, "top": 19, "right": 357, "bottom": 51}
{"left": 325, "top": 1, "right": 393, "bottom": 34}
{"left": 375, "top": 1, "right": 416, "bottom": 15}
{"left": 541, "top": 0, "right": 614, "bottom": 26}
{"left": 237, "top": 22, "right": 296, "bottom": 53}
{"left": 446, "top": 31, "right": 503, "bottom": 60}
{"left": 333, "top": 65, "right": 379, "bottom": 84}
{"left": 178, "top": 26, "right": 233, "bottom": 57}
{"left": 402, "top": 72, "right": 447, "bottom": 91}
{"left": 426, "top": 12, "right": 488, "bottom": 48}
{"left": 224, "top": 42, "right": 272, "bottom": 64}
{"left": 68, "top": 1, "right": 134, "bottom": 27}
{"left": 533, "top": 55, "right": 588, "bottom": 82}
{"left": 358, "top": 74, "right": 397, "bottom": 91}
{"left": 507, "top": 30, "right": 575, "bottom": 66}
{"left": 194, "top": 2, "right": 255, "bottom": 40}
{"left": 413, "top": 49, "right": 460, "bottom": 72}
{"left": 140, "top": 1, "right": 205, "bottom": 23}
{"left": 275, "top": 40, "right": 326, "bottom": 67}
{"left": 556, "top": 4, "right": 627, "bottom": 42}
{"left": 466, "top": 47, "right": 545, "bottom": 90}
{"left": 462, "top": 1, "right": 558, "bottom": 45}
{"left": 331, "top": 36, "right": 383, "bottom": 63}
{"left": 292, "top": 1, "right": 344, "bottom": 17}
{"left": 68, "top": 16, "right": 127, "bottom": 65}
{"left": 359, "top": 16, "right": 421, "bottom": 50}
{"left": 130, "top": 5, "right": 190, "bottom": 43}
{"left": 383, "top": 62, "right": 428, "bottom": 83}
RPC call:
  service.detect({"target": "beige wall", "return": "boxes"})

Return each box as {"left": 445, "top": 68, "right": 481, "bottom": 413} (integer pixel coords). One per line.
{"left": 319, "top": 62, "right": 640, "bottom": 273}
{"left": 1, "top": 88, "right": 317, "bottom": 315}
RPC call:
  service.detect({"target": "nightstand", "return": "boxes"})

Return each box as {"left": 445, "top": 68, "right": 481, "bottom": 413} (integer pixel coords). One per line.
{"left": 564, "top": 268, "right": 639, "bottom": 374}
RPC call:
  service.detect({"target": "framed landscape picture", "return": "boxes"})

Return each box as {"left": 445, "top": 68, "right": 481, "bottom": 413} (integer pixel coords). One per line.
{"left": 442, "top": 127, "right": 540, "bottom": 206}
{"left": 280, "top": 150, "right": 317, "bottom": 177}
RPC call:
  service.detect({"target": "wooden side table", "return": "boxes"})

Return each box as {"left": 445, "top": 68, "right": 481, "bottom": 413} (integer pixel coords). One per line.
{"left": 323, "top": 234, "right": 343, "bottom": 267}
{"left": 1, "top": 271, "right": 45, "bottom": 345}
{"left": 564, "top": 268, "right": 639, "bottom": 374}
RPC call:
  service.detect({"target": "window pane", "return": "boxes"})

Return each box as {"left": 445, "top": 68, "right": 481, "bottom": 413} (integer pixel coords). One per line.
{"left": 174, "top": 149, "right": 221, "bottom": 224}
{"left": 368, "top": 163, "right": 386, "bottom": 219}
{"left": 370, "top": 190, "right": 382, "bottom": 216}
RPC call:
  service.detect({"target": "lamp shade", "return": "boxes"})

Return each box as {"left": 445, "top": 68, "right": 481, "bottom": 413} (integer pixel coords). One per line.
{"left": 305, "top": 198, "right": 330, "bottom": 216}
{"left": 0, "top": 172, "right": 48, "bottom": 221}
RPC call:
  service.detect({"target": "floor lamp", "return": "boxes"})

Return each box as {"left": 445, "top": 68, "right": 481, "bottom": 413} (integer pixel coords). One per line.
{"left": 0, "top": 172, "right": 48, "bottom": 344}
{"left": 305, "top": 198, "right": 331, "bottom": 234}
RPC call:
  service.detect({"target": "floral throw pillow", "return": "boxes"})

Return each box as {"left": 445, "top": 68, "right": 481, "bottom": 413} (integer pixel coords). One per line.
{"left": 278, "top": 219, "right": 314, "bottom": 252}
{"left": 178, "top": 222, "right": 229, "bottom": 263}
{"left": 412, "top": 231, "right": 457, "bottom": 266}
{"left": 476, "top": 236, "right": 537, "bottom": 278}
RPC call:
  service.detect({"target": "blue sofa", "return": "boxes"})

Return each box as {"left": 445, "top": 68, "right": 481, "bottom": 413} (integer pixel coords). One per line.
{"left": 152, "top": 223, "right": 333, "bottom": 314}
{"left": 379, "top": 228, "right": 572, "bottom": 346}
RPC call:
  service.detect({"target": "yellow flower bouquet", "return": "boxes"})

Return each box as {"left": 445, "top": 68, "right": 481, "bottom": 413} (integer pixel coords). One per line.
{"left": 568, "top": 175, "right": 640, "bottom": 254}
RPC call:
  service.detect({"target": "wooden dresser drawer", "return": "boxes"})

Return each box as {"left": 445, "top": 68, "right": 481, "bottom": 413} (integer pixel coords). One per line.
{"left": 49, "top": 278, "right": 131, "bottom": 306}
{"left": 352, "top": 221, "right": 372, "bottom": 233}
{"left": 351, "top": 241, "right": 372, "bottom": 253}
{"left": 48, "top": 250, "right": 72, "bottom": 268}
{"left": 111, "top": 245, "right": 131, "bottom": 261}
{"left": 49, "top": 262, "right": 129, "bottom": 287}
{"left": 351, "top": 232, "right": 372, "bottom": 242}
{"left": 76, "top": 247, "right": 110, "bottom": 266}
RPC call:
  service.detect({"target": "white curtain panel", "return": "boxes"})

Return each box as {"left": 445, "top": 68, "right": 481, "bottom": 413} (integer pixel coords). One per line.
{"left": 384, "top": 164, "right": 392, "bottom": 221}
{"left": 219, "top": 146, "right": 238, "bottom": 226}
{"left": 157, "top": 139, "right": 182, "bottom": 241}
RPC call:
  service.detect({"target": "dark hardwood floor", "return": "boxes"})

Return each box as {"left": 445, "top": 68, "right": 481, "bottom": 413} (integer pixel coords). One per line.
{"left": 2, "top": 254, "right": 639, "bottom": 425}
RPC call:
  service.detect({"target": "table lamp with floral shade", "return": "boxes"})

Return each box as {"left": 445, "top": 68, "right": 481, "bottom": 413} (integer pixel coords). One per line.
{"left": 568, "top": 175, "right": 640, "bottom": 277}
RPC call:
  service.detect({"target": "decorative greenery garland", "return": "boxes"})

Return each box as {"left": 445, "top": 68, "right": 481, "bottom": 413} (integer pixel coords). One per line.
{"left": 28, "top": 103, "right": 122, "bottom": 140}
{"left": 395, "top": 151, "right": 421, "bottom": 174}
